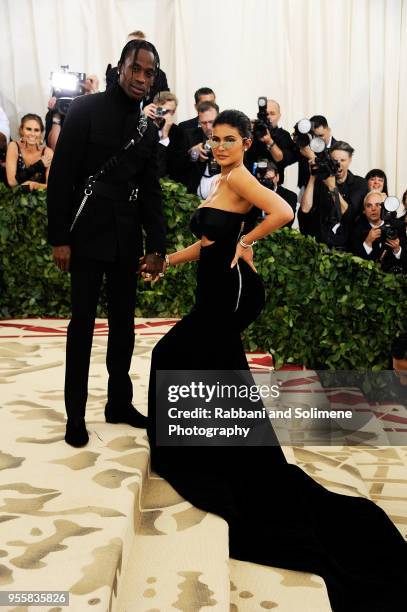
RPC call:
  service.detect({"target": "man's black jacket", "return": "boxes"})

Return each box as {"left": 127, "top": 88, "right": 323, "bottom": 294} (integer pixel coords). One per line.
{"left": 350, "top": 215, "right": 407, "bottom": 272}
{"left": 178, "top": 116, "right": 199, "bottom": 132}
{"left": 47, "top": 82, "right": 166, "bottom": 262}
{"left": 245, "top": 127, "right": 297, "bottom": 185}
{"left": 181, "top": 127, "right": 215, "bottom": 194}
{"left": 157, "top": 123, "right": 187, "bottom": 183}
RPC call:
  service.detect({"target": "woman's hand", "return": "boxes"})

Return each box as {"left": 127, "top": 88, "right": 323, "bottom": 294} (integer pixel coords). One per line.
{"left": 230, "top": 244, "right": 257, "bottom": 273}
{"left": 22, "top": 180, "right": 40, "bottom": 191}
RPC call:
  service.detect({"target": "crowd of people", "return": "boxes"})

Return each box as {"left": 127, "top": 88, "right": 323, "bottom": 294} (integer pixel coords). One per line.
{"left": 1, "top": 29, "right": 406, "bottom": 274}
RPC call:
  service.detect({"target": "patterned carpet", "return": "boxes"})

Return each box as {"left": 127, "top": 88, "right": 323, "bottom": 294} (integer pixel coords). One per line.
{"left": 0, "top": 319, "right": 406, "bottom": 612}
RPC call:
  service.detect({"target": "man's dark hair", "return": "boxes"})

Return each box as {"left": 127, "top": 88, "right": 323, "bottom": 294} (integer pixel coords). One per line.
{"left": 213, "top": 110, "right": 251, "bottom": 139}
{"left": 194, "top": 87, "right": 215, "bottom": 104}
{"left": 402, "top": 189, "right": 407, "bottom": 207}
{"left": 266, "top": 160, "right": 279, "bottom": 174}
{"left": 365, "top": 168, "right": 388, "bottom": 195}
{"left": 117, "top": 39, "right": 160, "bottom": 80}
{"left": 392, "top": 334, "right": 407, "bottom": 360}
{"left": 197, "top": 101, "right": 219, "bottom": 114}
{"left": 310, "top": 115, "right": 329, "bottom": 129}
{"left": 330, "top": 141, "right": 354, "bottom": 157}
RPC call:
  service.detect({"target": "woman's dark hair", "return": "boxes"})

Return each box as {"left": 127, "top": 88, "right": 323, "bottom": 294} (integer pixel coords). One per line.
{"left": 213, "top": 110, "right": 252, "bottom": 139}
{"left": 365, "top": 168, "right": 388, "bottom": 194}
{"left": 20, "top": 113, "right": 44, "bottom": 133}
{"left": 117, "top": 39, "right": 160, "bottom": 80}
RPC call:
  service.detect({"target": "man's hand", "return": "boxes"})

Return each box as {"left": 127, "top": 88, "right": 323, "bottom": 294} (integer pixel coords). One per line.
{"left": 52, "top": 245, "right": 71, "bottom": 272}
{"left": 323, "top": 175, "right": 336, "bottom": 191}
{"left": 42, "top": 150, "right": 53, "bottom": 168}
{"left": 300, "top": 145, "right": 316, "bottom": 162}
{"left": 48, "top": 97, "right": 57, "bottom": 111}
{"left": 84, "top": 74, "right": 99, "bottom": 94}
{"left": 143, "top": 103, "right": 158, "bottom": 120}
{"left": 161, "top": 111, "right": 174, "bottom": 139}
{"left": 386, "top": 237, "right": 401, "bottom": 254}
{"left": 365, "top": 228, "right": 381, "bottom": 247}
{"left": 139, "top": 253, "right": 165, "bottom": 284}
{"left": 189, "top": 143, "right": 208, "bottom": 162}
{"left": 260, "top": 129, "right": 273, "bottom": 146}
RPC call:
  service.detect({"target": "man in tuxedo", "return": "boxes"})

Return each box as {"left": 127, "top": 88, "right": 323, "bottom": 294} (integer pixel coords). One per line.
{"left": 182, "top": 100, "right": 220, "bottom": 198}
{"left": 261, "top": 161, "right": 297, "bottom": 227}
{"left": 350, "top": 190, "right": 406, "bottom": 272}
{"left": 47, "top": 39, "right": 167, "bottom": 447}
{"left": 178, "top": 87, "right": 216, "bottom": 132}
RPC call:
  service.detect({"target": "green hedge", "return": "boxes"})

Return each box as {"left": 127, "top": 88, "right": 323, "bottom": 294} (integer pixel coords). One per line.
{"left": 1, "top": 181, "right": 406, "bottom": 369}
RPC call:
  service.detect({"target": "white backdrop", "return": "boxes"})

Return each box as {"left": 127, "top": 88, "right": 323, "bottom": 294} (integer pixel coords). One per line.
{"left": 0, "top": 0, "right": 406, "bottom": 194}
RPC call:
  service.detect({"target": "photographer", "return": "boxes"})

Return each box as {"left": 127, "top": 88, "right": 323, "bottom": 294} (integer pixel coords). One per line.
{"left": 179, "top": 87, "right": 216, "bottom": 132}
{"left": 182, "top": 100, "right": 220, "bottom": 198}
{"left": 254, "top": 160, "right": 297, "bottom": 228}
{"left": 350, "top": 191, "right": 406, "bottom": 273}
{"left": 144, "top": 91, "right": 186, "bottom": 182}
{"left": 296, "top": 115, "right": 337, "bottom": 190}
{"left": 299, "top": 141, "right": 368, "bottom": 250}
{"left": 245, "top": 98, "right": 297, "bottom": 185}
{"left": 46, "top": 74, "right": 99, "bottom": 151}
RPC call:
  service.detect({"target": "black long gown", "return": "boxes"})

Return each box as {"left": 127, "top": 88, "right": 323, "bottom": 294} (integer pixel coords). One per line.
{"left": 147, "top": 207, "right": 407, "bottom": 612}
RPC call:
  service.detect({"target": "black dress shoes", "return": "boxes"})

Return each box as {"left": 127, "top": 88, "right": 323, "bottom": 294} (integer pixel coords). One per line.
{"left": 105, "top": 403, "right": 148, "bottom": 429}
{"left": 65, "top": 418, "right": 89, "bottom": 447}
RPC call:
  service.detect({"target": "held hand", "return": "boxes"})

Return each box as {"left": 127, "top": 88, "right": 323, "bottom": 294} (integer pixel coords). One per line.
{"left": 365, "top": 227, "right": 381, "bottom": 246}
{"left": 143, "top": 104, "right": 157, "bottom": 120}
{"left": 42, "top": 151, "right": 53, "bottom": 168}
{"left": 22, "top": 180, "right": 40, "bottom": 191}
{"left": 48, "top": 97, "right": 57, "bottom": 111}
{"left": 386, "top": 237, "right": 400, "bottom": 253}
{"left": 52, "top": 245, "right": 71, "bottom": 272}
{"left": 300, "top": 145, "right": 315, "bottom": 161}
{"left": 139, "top": 253, "right": 165, "bottom": 284}
{"left": 230, "top": 244, "right": 257, "bottom": 272}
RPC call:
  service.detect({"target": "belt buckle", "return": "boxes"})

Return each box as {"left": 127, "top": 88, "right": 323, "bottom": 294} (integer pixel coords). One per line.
{"left": 129, "top": 187, "right": 138, "bottom": 202}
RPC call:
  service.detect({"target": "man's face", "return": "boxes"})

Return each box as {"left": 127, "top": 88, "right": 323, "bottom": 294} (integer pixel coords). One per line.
{"left": 313, "top": 125, "right": 330, "bottom": 144}
{"left": 266, "top": 101, "right": 281, "bottom": 128}
{"left": 199, "top": 108, "right": 217, "bottom": 138}
{"left": 363, "top": 195, "right": 382, "bottom": 224}
{"left": 119, "top": 48, "right": 156, "bottom": 101}
{"left": 393, "top": 357, "right": 407, "bottom": 385}
{"left": 195, "top": 93, "right": 215, "bottom": 109}
{"left": 265, "top": 170, "right": 278, "bottom": 187}
{"left": 330, "top": 149, "right": 351, "bottom": 182}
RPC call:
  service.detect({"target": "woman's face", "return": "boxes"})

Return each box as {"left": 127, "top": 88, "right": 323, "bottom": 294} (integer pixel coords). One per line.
{"left": 367, "top": 175, "right": 385, "bottom": 192}
{"left": 20, "top": 119, "right": 42, "bottom": 145}
{"left": 209, "top": 124, "right": 250, "bottom": 168}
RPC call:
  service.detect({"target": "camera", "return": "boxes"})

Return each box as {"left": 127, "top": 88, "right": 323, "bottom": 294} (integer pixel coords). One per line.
{"left": 154, "top": 107, "right": 170, "bottom": 129}
{"left": 308, "top": 139, "right": 340, "bottom": 180}
{"left": 50, "top": 65, "right": 86, "bottom": 115}
{"left": 203, "top": 140, "right": 221, "bottom": 176}
{"left": 292, "top": 118, "right": 314, "bottom": 148}
{"left": 381, "top": 196, "right": 401, "bottom": 242}
{"left": 253, "top": 96, "right": 275, "bottom": 141}
{"left": 254, "top": 159, "right": 275, "bottom": 190}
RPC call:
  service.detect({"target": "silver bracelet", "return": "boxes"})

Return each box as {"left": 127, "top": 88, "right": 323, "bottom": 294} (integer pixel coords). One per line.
{"left": 239, "top": 234, "right": 257, "bottom": 248}
{"left": 165, "top": 254, "right": 171, "bottom": 267}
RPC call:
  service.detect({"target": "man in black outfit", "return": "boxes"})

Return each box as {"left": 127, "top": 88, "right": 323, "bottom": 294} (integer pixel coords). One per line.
{"left": 259, "top": 161, "right": 297, "bottom": 227}
{"left": 47, "top": 40, "right": 167, "bottom": 447}
{"left": 245, "top": 98, "right": 297, "bottom": 185}
{"left": 350, "top": 191, "right": 406, "bottom": 272}
{"left": 178, "top": 87, "right": 216, "bottom": 132}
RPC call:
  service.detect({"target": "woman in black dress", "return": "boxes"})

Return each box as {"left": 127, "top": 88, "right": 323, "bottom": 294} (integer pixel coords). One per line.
{"left": 147, "top": 110, "right": 406, "bottom": 612}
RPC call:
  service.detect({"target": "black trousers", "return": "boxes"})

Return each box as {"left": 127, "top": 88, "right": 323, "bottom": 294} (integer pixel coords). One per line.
{"left": 65, "top": 256, "right": 138, "bottom": 420}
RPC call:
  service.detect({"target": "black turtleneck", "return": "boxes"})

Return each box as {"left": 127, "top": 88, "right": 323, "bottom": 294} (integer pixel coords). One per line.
{"left": 47, "top": 82, "right": 166, "bottom": 261}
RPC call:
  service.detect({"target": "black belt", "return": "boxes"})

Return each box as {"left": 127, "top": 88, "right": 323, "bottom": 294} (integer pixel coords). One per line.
{"left": 92, "top": 181, "right": 139, "bottom": 202}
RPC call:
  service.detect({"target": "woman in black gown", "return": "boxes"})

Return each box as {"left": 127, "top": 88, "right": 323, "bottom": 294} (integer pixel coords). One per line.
{"left": 147, "top": 110, "right": 406, "bottom": 612}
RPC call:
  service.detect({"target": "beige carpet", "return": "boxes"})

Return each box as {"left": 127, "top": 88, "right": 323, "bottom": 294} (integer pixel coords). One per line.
{"left": 1, "top": 319, "right": 406, "bottom": 612}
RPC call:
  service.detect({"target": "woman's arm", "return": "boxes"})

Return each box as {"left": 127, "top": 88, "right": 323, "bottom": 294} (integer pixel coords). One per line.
{"left": 228, "top": 167, "right": 294, "bottom": 244}
{"left": 167, "top": 240, "right": 202, "bottom": 266}
{"left": 5, "top": 141, "right": 18, "bottom": 187}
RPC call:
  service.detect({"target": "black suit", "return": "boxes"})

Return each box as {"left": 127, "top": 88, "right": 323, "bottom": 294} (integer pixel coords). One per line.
{"left": 178, "top": 116, "right": 199, "bottom": 132}
{"left": 181, "top": 126, "right": 219, "bottom": 194}
{"left": 47, "top": 82, "right": 166, "bottom": 420}
{"left": 245, "top": 127, "right": 297, "bottom": 185}
{"left": 277, "top": 185, "right": 298, "bottom": 228}
{"left": 350, "top": 215, "right": 406, "bottom": 272}
{"left": 157, "top": 123, "right": 187, "bottom": 183}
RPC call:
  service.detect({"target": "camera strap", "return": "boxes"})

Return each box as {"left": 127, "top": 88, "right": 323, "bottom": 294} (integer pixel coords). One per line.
{"left": 70, "top": 113, "right": 148, "bottom": 232}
